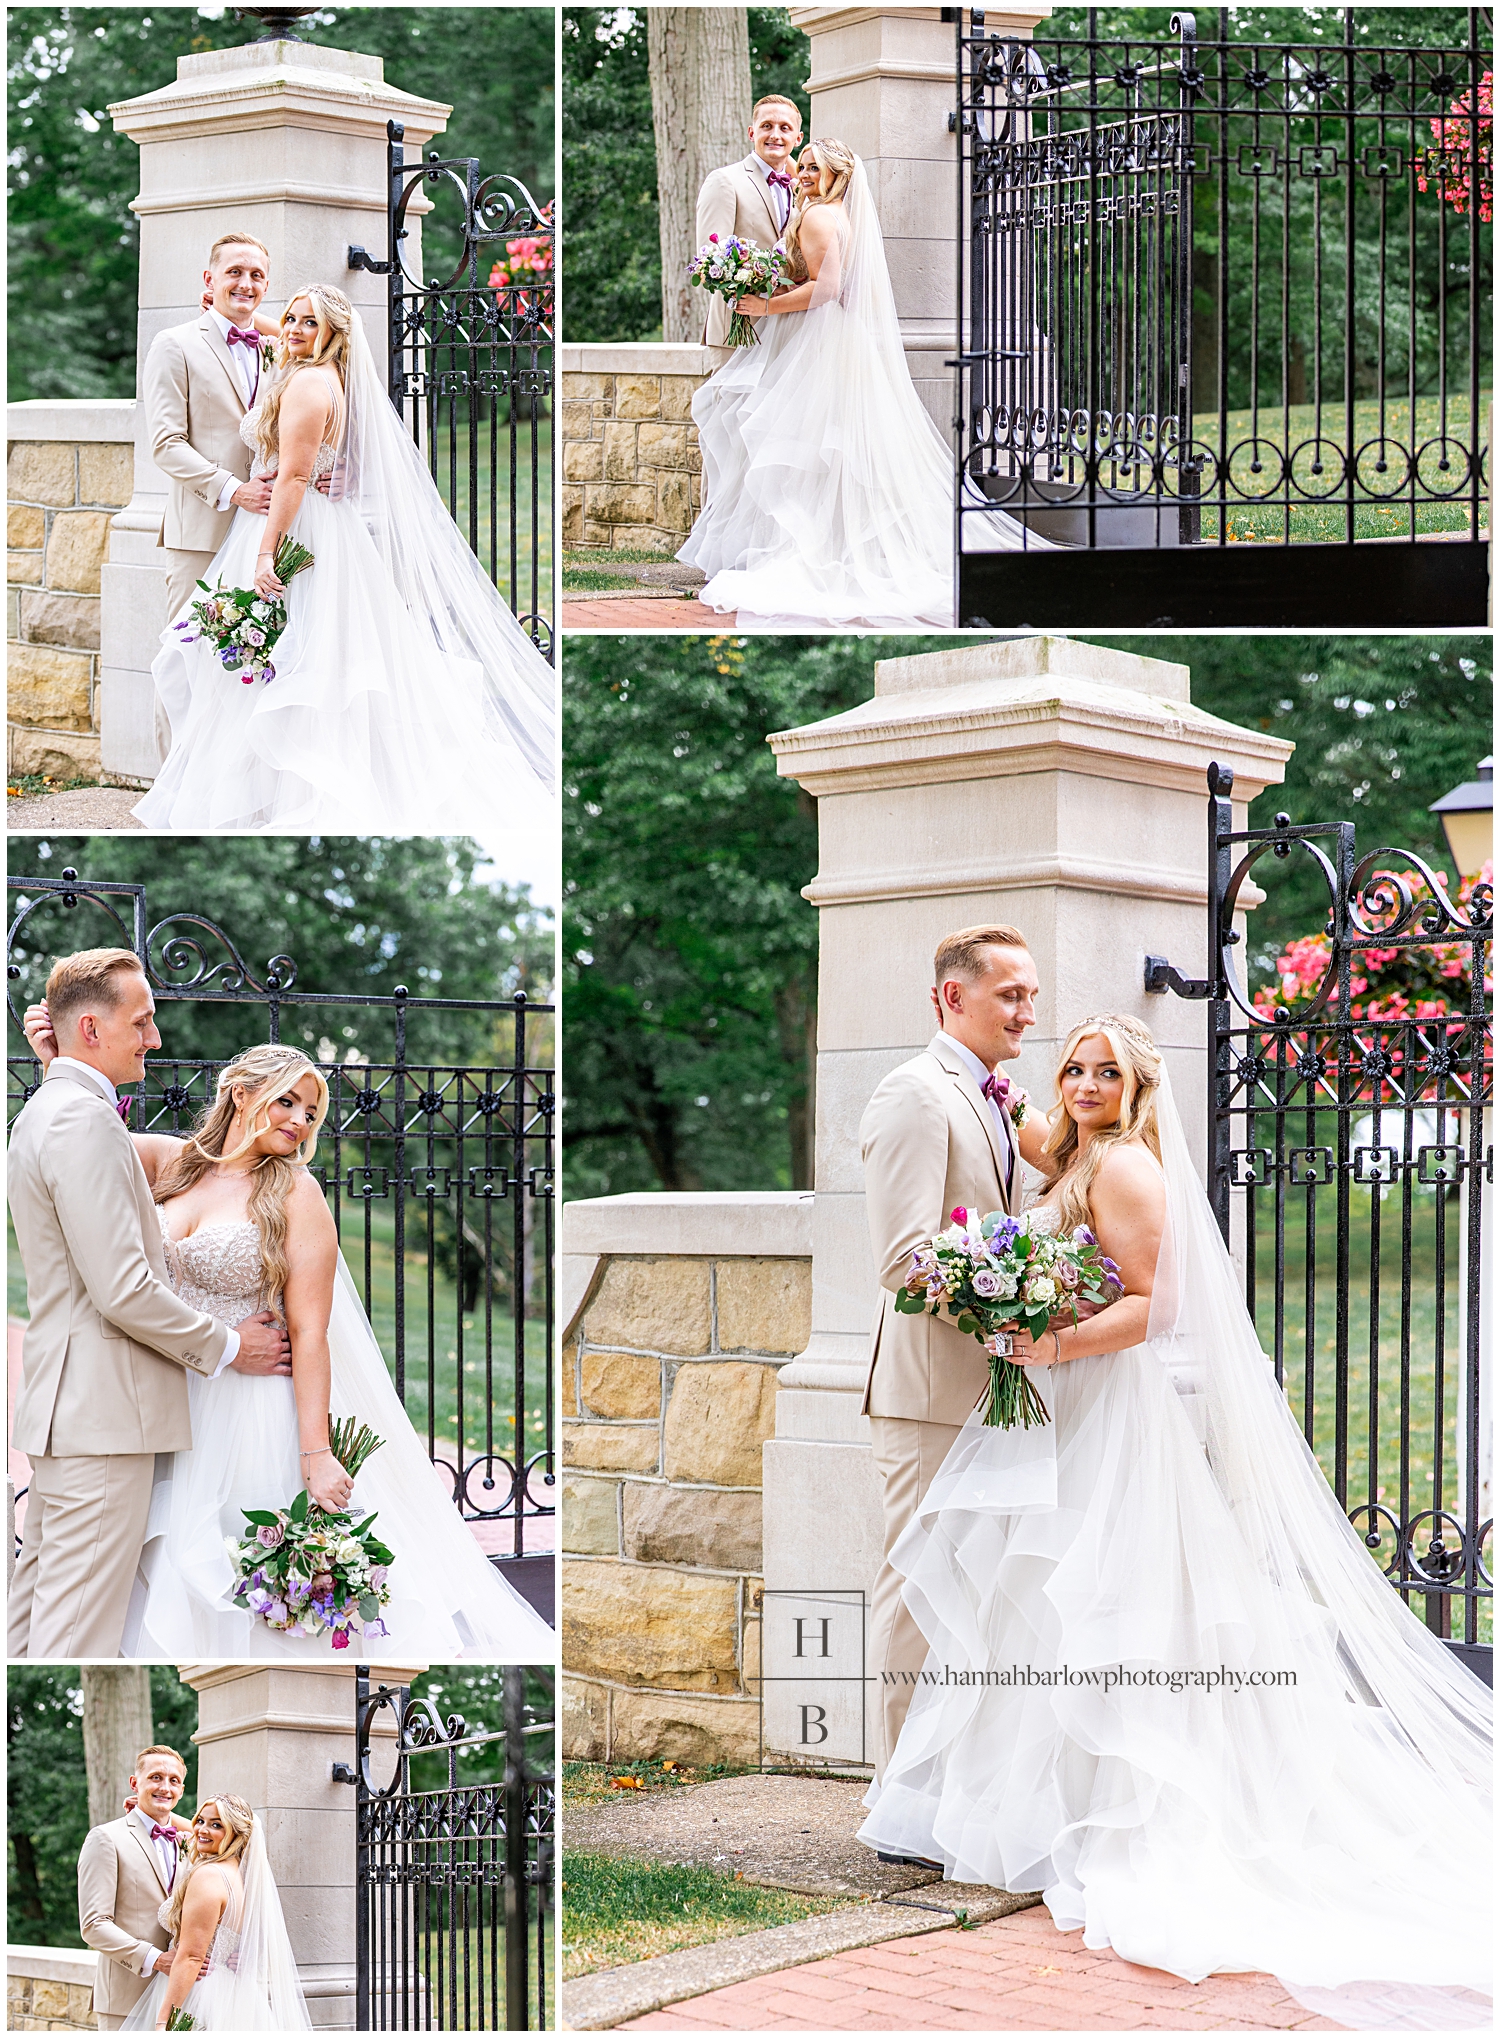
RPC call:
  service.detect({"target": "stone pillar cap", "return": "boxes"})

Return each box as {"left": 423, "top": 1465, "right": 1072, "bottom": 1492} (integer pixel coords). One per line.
{"left": 110, "top": 40, "right": 450, "bottom": 139}
{"left": 769, "top": 635, "right": 1293, "bottom": 799}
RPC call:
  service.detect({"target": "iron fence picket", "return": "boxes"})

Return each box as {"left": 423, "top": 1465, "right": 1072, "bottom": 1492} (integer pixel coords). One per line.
{"left": 1147, "top": 768, "right": 1493, "bottom": 1675}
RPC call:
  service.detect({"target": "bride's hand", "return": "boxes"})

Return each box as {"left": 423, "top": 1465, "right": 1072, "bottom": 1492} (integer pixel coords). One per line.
{"left": 1007, "top": 1324, "right": 1062, "bottom": 1366}
{"left": 737, "top": 295, "right": 770, "bottom": 320}
{"left": 253, "top": 552, "right": 285, "bottom": 599}
{"left": 22, "top": 1000, "right": 58, "bottom": 1066}
{"left": 305, "top": 1450, "right": 354, "bottom": 1513}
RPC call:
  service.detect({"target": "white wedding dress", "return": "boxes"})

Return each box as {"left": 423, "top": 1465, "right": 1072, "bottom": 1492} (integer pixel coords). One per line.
{"left": 121, "top": 1823, "right": 310, "bottom": 2031}
{"left": 678, "top": 156, "right": 1053, "bottom": 631}
{"left": 859, "top": 1075, "right": 1491, "bottom": 2030}
{"left": 121, "top": 1212, "right": 555, "bottom": 1660}
{"left": 134, "top": 316, "right": 556, "bottom": 833}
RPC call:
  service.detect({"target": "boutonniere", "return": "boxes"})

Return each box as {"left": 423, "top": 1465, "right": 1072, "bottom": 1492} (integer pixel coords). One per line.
{"left": 260, "top": 338, "right": 278, "bottom": 372}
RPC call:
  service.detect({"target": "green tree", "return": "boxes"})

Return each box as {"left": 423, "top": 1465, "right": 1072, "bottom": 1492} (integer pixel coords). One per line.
{"left": 562, "top": 7, "right": 810, "bottom": 343}
{"left": 6, "top": 835, "right": 554, "bottom": 1071}
{"left": 9, "top": 1666, "right": 198, "bottom": 1950}
{"left": 8, "top": 7, "right": 555, "bottom": 401}
{"left": 563, "top": 634, "right": 1489, "bottom": 1199}
{"left": 404, "top": 1665, "right": 555, "bottom": 1795}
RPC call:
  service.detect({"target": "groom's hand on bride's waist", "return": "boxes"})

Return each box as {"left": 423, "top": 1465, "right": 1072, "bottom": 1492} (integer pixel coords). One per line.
{"left": 230, "top": 1310, "right": 294, "bottom": 1375}
{"left": 259, "top": 465, "right": 333, "bottom": 497}
{"left": 232, "top": 476, "right": 276, "bottom": 515}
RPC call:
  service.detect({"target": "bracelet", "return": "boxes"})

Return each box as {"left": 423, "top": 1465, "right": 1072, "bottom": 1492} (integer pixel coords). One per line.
{"left": 1050, "top": 1329, "right": 1062, "bottom": 1362}
{"left": 301, "top": 1445, "right": 332, "bottom": 1459}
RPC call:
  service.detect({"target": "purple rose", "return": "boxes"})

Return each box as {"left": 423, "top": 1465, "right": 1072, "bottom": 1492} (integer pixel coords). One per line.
{"left": 970, "top": 1266, "right": 1002, "bottom": 1298}
{"left": 1058, "top": 1261, "right": 1080, "bottom": 1291}
{"left": 257, "top": 1524, "right": 284, "bottom": 1550}
{"left": 368, "top": 1565, "right": 388, "bottom": 1588}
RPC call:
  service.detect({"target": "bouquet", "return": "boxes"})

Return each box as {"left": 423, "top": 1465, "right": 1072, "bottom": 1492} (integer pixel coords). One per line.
{"left": 165, "top": 2011, "right": 196, "bottom": 2031}
{"left": 228, "top": 1418, "right": 392, "bottom": 1650}
{"left": 897, "top": 1207, "right": 1122, "bottom": 1429}
{"left": 688, "top": 234, "right": 789, "bottom": 346}
{"left": 173, "top": 533, "right": 314, "bottom": 684}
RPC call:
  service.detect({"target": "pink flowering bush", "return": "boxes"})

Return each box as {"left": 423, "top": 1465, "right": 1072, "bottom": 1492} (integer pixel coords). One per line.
{"left": 1417, "top": 69, "right": 1492, "bottom": 223}
{"left": 490, "top": 214, "right": 554, "bottom": 308}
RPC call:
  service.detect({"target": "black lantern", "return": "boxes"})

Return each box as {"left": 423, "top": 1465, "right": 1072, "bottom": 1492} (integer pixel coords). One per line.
{"left": 1428, "top": 757, "right": 1492, "bottom": 881}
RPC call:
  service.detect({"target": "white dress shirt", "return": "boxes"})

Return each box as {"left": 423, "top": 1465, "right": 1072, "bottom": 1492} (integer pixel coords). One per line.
{"left": 748, "top": 150, "right": 794, "bottom": 233}
{"left": 936, "top": 1032, "right": 1015, "bottom": 1196}
{"left": 131, "top": 1806, "right": 178, "bottom": 1973}
{"left": 208, "top": 305, "right": 261, "bottom": 512}
{"left": 48, "top": 1057, "right": 239, "bottom": 1369}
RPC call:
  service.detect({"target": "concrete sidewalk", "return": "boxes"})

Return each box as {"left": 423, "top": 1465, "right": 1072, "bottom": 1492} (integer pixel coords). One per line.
{"left": 617, "top": 1903, "right": 1344, "bottom": 2032}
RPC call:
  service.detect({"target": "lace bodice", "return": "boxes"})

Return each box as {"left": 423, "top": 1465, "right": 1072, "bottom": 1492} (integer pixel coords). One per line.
{"left": 241, "top": 369, "right": 344, "bottom": 481}
{"left": 1024, "top": 1202, "right": 1061, "bottom": 1237}
{"left": 158, "top": 1210, "right": 268, "bottom": 1326}
{"left": 158, "top": 1864, "right": 243, "bottom": 1978}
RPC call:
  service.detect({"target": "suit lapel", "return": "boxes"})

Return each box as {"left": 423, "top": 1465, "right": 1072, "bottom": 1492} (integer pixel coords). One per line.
{"left": 126, "top": 1816, "right": 172, "bottom": 1896}
{"left": 740, "top": 157, "right": 782, "bottom": 245}
{"left": 198, "top": 311, "right": 249, "bottom": 415}
{"left": 928, "top": 1038, "right": 1009, "bottom": 1202}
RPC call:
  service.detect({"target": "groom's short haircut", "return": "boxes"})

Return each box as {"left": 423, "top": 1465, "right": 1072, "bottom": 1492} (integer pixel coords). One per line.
{"left": 751, "top": 94, "right": 802, "bottom": 125}
{"left": 934, "top": 924, "right": 1028, "bottom": 986}
{"left": 45, "top": 948, "right": 147, "bottom": 1034}
{"left": 208, "top": 229, "right": 269, "bottom": 267}
{"left": 134, "top": 1744, "right": 186, "bottom": 1778}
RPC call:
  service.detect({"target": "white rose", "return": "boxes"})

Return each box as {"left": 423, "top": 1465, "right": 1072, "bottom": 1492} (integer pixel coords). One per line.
{"left": 1024, "top": 1275, "right": 1057, "bottom": 1306}
{"left": 334, "top": 1538, "right": 363, "bottom": 1563}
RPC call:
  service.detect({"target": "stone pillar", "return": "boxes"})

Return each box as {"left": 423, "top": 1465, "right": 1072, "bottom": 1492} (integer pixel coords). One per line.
{"left": 178, "top": 1660, "right": 425, "bottom": 2030}
{"left": 788, "top": 5, "right": 1052, "bottom": 428}
{"left": 101, "top": 38, "right": 451, "bottom": 782}
{"left": 758, "top": 635, "right": 1293, "bottom": 1764}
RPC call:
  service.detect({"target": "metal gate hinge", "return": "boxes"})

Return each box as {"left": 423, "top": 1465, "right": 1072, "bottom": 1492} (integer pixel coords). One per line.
{"left": 1144, "top": 954, "right": 1216, "bottom": 999}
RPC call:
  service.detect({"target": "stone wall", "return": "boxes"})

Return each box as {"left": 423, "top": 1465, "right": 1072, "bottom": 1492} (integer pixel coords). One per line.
{"left": 559, "top": 344, "right": 714, "bottom": 555}
{"left": 560, "top": 1193, "right": 813, "bottom": 1767}
{"left": 8, "top": 1948, "right": 97, "bottom": 2032}
{"left": 8, "top": 404, "right": 136, "bottom": 782}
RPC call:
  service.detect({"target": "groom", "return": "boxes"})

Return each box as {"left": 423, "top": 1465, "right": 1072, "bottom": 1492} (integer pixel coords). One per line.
{"left": 8, "top": 947, "right": 292, "bottom": 1659}
{"left": 78, "top": 1745, "right": 188, "bottom": 2029}
{"left": 694, "top": 95, "right": 804, "bottom": 346}
{"left": 859, "top": 925, "right": 1039, "bottom": 1785}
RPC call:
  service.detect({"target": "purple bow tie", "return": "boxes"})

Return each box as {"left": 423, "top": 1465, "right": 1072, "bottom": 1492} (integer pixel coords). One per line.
{"left": 225, "top": 325, "right": 261, "bottom": 349}
{"left": 115, "top": 1096, "right": 133, "bottom": 1124}
{"left": 767, "top": 169, "right": 793, "bottom": 190}
{"left": 980, "top": 1071, "right": 1012, "bottom": 1110}
{"left": 150, "top": 1824, "right": 177, "bottom": 1845}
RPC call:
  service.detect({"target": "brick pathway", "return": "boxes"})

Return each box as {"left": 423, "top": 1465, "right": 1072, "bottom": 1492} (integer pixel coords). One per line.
{"left": 559, "top": 596, "right": 734, "bottom": 631}
{"left": 618, "top": 1902, "right": 1342, "bottom": 2032}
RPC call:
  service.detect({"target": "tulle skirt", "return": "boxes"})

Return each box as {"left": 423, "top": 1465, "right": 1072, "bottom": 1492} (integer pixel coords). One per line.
{"left": 120, "top": 1958, "right": 309, "bottom": 2033}
{"left": 134, "top": 487, "right": 553, "bottom": 835}
{"left": 122, "top": 1267, "right": 555, "bottom": 1661}
{"left": 679, "top": 302, "right": 1046, "bottom": 630}
{"left": 858, "top": 1343, "right": 1492, "bottom": 2025}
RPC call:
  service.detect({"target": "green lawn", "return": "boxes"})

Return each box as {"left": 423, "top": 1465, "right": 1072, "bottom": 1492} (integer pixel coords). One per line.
{"left": 425, "top": 412, "right": 552, "bottom": 624}
{"left": 562, "top": 1851, "right": 851, "bottom": 1981}
{"left": 379, "top": 1916, "right": 554, "bottom": 2030}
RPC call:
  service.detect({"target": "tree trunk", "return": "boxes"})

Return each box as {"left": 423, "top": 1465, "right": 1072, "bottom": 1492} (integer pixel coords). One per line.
{"left": 649, "top": 8, "right": 752, "bottom": 342}
{"left": 82, "top": 1667, "right": 154, "bottom": 1832}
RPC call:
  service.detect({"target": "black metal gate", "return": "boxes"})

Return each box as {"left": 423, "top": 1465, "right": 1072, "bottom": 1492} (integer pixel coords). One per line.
{"left": 344, "top": 1667, "right": 554, "bottom": 2031}
{"left": 350, "top": 120, "right": 554, "bottom": 657}
{"left": 1147, "top": 766, "right": 1492, "bottom": 1680}
{"left": 6, "top": 870, "right": 555, "bottom": 1614}
{"left": 955, "top": 8, "right": 1491, "bottom": 626}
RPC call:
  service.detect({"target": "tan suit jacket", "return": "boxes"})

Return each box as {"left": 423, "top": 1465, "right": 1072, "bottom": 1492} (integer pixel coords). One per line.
{"left": 9, "top": 1063, "right": 232, "bottom": 1457}
{"left": 142, "top": 313, "right": 258, "bottom": 554}
{"left": 695, "top": 155, "right": 786, "bottom": 346}
{"left": 78, "top": 1813, "right": 177, "bottom": 2022}
{"left": 860, "top": 1033, "right": 1023, "bottom": 1425}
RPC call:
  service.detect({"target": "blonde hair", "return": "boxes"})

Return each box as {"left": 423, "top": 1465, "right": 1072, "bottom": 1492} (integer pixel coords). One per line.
{"left": 207, "top": 230, "right": 269, "bottom": 268}
{"left": 1044, "top": 1014, "right": 1163, "bottom": 1235}
{"left": 134, "top": 1744, "right": 186, "bottom": 1778}
{"left": 44, "top": 948, "right": 148, "bottom": 1035}
{"left": 163, "top": 1795, "right": 255, "bottom": 1941}
{"left": 252, "top": 284, "right": 353, "bottom": 464}
{"left": 934, "top": 923, "right": 1028, "bottom": 991}
{"left": 751, "top": 94, "right": 802, "bottom": 126}
{"left": 784, "top": 138, "right": 856, "bottom": 265}
{"left": 152, "top": 1045, "right": 329, "bottom": 1305}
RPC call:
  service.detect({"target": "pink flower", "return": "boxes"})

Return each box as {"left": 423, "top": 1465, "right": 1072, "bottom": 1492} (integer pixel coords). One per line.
{"left": 950, "top": 1206, "right": 969, "bottom": 1226}
{"left": 331, "top": 1628, "right": 350, "bottom": 1650}
{"left": 256, "top": 1524, "right": 284, "bottom": 1550}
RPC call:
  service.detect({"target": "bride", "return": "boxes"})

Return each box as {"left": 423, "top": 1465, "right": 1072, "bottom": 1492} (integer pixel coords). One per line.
{"left": 122, "top": 1795, "right": 309, "bottom": 2032}
{"left": 859, "top": 1015, "right": 1491, "bottom": 2028}
{"left": 133, "top": 284, "right": 555, "bottom": 833}
{"left": 678, "top": 140, "right": 1051, "bottom": 631}
{"left": 24, "top": 1010, "right": 553, "bottom": 1658}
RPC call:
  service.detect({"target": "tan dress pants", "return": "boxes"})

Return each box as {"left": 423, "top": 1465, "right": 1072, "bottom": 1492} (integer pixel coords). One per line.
{"left": 8, "top": 1451, "right": 155, "bottom": 1658}
{"left": 868, "top": 1414, "right": 963, "bottom": 1780}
